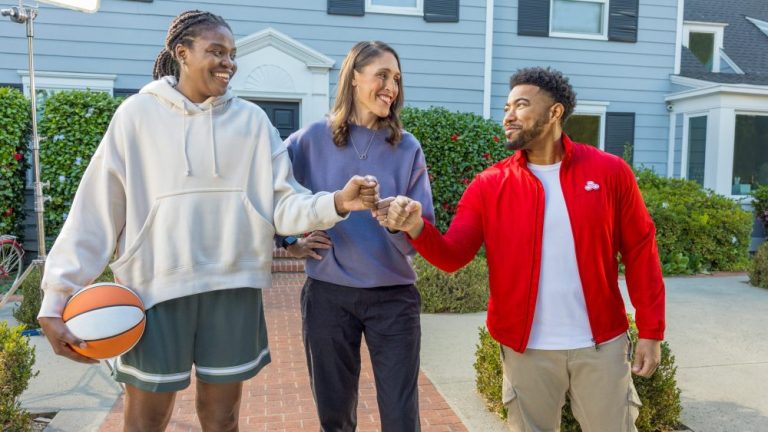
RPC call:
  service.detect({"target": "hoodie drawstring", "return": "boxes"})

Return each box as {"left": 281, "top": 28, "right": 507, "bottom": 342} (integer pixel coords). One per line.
{"left": 181, "top": 110, "right": 191, "bottom": 176}
{"left": 210, "top": 108, "right": 219, "bottom": 178}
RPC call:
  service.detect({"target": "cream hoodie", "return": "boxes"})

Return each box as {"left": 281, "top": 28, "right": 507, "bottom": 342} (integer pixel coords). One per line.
{"left": 38, "top": 77, "right": 344, "bottom": 317}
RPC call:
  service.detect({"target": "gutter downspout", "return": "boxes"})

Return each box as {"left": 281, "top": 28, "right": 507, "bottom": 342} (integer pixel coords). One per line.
{"left": 483, "top": 0, "right": 495, "bottom": 119}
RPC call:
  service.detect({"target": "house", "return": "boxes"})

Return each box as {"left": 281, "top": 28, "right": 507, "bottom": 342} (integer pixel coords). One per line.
{"left": 666, "top": 0, "right": 768, "bottom": 199}
{"left": 1, "top": 0, "right": 682, "bottom": 253}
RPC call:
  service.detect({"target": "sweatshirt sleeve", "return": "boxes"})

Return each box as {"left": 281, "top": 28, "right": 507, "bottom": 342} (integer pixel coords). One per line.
{"left": 616, "top": 161, "right": 666, "bottom": 340}
{"left": 38, "top": 111, "right": 128, "bottom": 318}
{"left": 269, "top": 126, "right": 345, "bottom": 235}
{"left": 409, "top": 176, "right": 484, "bottom": 272}
{"left": 385, "top": 144, "right": 436, "bottom": 257}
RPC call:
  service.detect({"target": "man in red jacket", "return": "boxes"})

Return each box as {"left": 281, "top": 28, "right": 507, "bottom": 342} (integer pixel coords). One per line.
{"left": 377, "top": 67, "right": 665, "bottom": 431}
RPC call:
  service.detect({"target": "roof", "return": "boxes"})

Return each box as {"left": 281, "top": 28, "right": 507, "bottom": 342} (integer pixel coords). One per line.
{"left": 682, "top": 0, "right": 768, "bottom": 85}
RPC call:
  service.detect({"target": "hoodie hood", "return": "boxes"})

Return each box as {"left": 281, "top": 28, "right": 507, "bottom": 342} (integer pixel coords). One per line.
{"left": 139, "top": 76, "right": 236, "bottom": 177}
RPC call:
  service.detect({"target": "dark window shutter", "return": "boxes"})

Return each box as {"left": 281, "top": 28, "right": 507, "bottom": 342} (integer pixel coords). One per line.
{"left": 608, "top": 0, "right": 638, "bottom": 42}
{"left": 113, "top": 88, "right": 139, "bottom": 98}
{"left": 328, "top": 0, "right": 364, "bottom": 16}
{"left": 605, "top": 112, "right": 635, "bottom": 162}
{"left": 1, "top": 83, "right": 23, "bottom": 91}
{"left": 424, "top": 0, "right": 459, "bottom": 22}
{"left": 518, "top": 0, "right": 549, "bottom": 37}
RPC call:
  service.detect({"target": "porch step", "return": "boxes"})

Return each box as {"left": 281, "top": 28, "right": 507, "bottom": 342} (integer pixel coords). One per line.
{"left": 271, "top": 246, "right": 305, "bottom": 273}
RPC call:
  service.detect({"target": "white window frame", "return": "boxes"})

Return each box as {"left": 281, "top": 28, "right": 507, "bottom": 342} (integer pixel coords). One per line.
{"left": 17, "top": 70, "right": 116, "bottom": 101}
{"left": 680, "top": 112, "right": 708, "bottom": 183}
{"left": 682, "top": 21, "right": 727, "bottom": 73}
{"left": 730, "top": 111, "right": 768, "bottom": 197}
{"left": 366, "top": 0, "right": 423, "bottom": 16}
{"left": 549, "top": 0, "right": 609, "bottom": 41}
{"left": 570, "top": 100, "right": 608, "bottom": 150}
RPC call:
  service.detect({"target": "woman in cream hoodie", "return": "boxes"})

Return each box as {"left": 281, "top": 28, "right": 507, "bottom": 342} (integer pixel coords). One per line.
{"left": 36, "top": 10, "right": 377, "bottom": 431}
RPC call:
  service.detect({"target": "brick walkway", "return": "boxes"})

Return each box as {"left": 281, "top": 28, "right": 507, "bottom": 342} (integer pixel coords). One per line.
{"left": 99, "top": 272, "right": 468, "bottom": 432}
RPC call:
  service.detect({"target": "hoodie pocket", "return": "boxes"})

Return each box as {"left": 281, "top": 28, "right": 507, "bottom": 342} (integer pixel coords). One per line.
{"left": 110, "top": 188, "right": 274, "bottom": 286}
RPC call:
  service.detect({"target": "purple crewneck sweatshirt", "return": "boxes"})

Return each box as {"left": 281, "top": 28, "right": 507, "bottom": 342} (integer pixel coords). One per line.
{"left": 282, "top": 119, "right": 435, "bottom": 288}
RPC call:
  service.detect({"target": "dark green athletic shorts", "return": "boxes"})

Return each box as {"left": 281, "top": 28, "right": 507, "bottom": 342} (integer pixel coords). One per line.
{"left": 113, "top": 287, "right": 270, "bottom": 392}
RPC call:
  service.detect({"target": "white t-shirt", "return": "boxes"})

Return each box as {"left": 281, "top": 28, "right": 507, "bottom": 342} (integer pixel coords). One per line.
{"left": 526, "top": 162, "right": 594, "bottom": 350}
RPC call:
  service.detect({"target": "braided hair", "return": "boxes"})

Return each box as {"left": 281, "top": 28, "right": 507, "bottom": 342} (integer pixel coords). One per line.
{"left": 152, "top": 10, "right": 231, "bottom": 80}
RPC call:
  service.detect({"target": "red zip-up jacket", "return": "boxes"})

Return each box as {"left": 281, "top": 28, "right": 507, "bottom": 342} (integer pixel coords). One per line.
{"left": 412, "top": 134, "right": 665, "bottom": 353}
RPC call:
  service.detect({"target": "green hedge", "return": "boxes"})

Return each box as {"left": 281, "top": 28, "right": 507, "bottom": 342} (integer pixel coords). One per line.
{"left": 474, "top": 315, "right": 682, "bottom": 431}
{"left": 0, "top": 88, "right": 31, "bottom": 241}
{"left": 401, "top": 107, "right": 511, "bottom": 232}
{"left": 414, "top": 254, "right": 489, "bottom": 313}
{"left": 636, "top": 169, "right": 752, "bottom": 274}
{"left": 749, "top": 241, "right": 768, "bottom": 289}
{"left": 39, "top": 90, "right": 122, "bottom": 241}
{"left": 0, "top": 321, "right": 37, "bottom": 431}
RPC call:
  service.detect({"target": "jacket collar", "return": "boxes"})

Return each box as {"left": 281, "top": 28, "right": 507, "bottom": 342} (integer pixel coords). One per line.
{"left": 511, "top": 132, "right": 575, "bottom": 167}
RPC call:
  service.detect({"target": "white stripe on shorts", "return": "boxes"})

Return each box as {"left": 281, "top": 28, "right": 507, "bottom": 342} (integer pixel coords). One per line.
{"left": 116, "top": 357, "right": 191, "bottom": 383}
{"left": 196, "top": 347, "right": 270, "bottom": 376}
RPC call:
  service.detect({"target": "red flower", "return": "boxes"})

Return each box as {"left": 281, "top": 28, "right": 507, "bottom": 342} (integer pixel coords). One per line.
{"left": 441, "top": 203, "right": 450, "bottom": 210}
{"left": 482, "top": 153, "right": 491, "bottom": 160}
{"left": 13, "top": 153, "right": 22, "bottom": 161}
{"left": 493, "top": 136, "right": 499, "bottom": 143}
{"left": 3, "top": 208, "right": 13, "bottom": 217}
{"left": 462, "top": 178, "right": 470, "bottom": 185}
{"left": 450, "top": 134, "right": 458, "bottom": 141}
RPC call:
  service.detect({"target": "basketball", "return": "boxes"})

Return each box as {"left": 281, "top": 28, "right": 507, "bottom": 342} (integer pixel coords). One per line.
{"left": 61, "top": 282, "right": 146, "bottom": 359}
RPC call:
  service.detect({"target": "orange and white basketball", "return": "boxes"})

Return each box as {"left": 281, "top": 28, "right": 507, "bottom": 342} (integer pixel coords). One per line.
{"left": 62, "top": 282, "right": 146, "bottom": 360}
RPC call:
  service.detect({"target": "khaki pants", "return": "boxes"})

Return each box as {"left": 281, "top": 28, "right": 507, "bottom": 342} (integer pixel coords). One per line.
{"left": 501, "top": 335, "right": 642, "bottom": 432}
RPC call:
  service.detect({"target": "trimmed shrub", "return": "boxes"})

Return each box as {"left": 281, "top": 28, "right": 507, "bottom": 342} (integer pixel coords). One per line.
{"left": 750, "top": 184, "right": 768, "bottom": 231}
{"left": 38, "top": 90, "right": 122, "bottom": 242}
{"left": 0, "top": 321, "right": 38, "bottom": 432}
{"left": 749, "top": 241, "right": 768, "bottom": 288}
{"left": 414, "top": 254, "right": 489, "bottom": 313}
{"left": 400, "top": 106, "right": 511, "bottom": 232}
{"left": 0, "top": 87, "right": 31, "bottom": 241}
{"left": 13, "top": 266, "right": 115, "bottom": 329}
{"left": 475, "top": 315, "right": 682, "bottom": 432}
{"left": 637, "top": 168, "right": 752, "bottom": 274}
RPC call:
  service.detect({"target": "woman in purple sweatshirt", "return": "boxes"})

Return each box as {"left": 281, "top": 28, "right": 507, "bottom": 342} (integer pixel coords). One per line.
{"left": 279, "top": 41, "right": 435, "bottom": 431}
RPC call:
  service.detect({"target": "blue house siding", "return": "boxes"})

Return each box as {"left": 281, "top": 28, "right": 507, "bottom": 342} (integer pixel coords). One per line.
{"left": 0, "top": 0, "right": 487, "bottom": 114}
{"left": 491, "top": 0, "right": 678, "bottom": 174}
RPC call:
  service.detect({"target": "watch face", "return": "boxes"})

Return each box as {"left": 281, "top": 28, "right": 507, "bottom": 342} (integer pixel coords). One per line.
{"left": 283, "top": 237, "right": 298, "bottom": 248}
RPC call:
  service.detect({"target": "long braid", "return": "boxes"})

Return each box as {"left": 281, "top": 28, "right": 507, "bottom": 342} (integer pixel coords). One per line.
{"left": 152, "top": 10, "right": 231, "bottom": 80}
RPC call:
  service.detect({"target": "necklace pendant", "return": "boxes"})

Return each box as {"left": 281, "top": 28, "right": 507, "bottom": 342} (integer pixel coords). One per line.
{"left": 360, "top": 154, "right": 367, "bottom": 160}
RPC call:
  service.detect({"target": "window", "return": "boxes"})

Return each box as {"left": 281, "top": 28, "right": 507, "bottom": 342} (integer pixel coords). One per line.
{"left": 689, "top": 32, "right": 714, "bottom": 71}
{"left": 328, "top": 0, "right": 458, "bottom": 21}
{"left": 682, "top": 22, "right": 726, "bottom": 73}
{"left": 550, "top": 0, "right": 608, "bottom": 39}
{"left": 367, "top": 0, "right": 422, "bottom": 15}
{"left": 518, "top": 0, "right": 638, "bottom": 42}
{"left": 732, "top": 115, "right": 768, "bottom": 195}
{"left": 686, "top": 116, "right": 707, "bottom": 186}
{"left": 564, "top": 101, "right": 608, "bottom": 149}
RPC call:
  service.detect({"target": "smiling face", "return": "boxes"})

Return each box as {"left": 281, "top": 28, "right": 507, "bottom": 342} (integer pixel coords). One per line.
{"left": 175, "top": 25, "right": 237, "bottom": 103}
{"left": 502, "top": 84, "right": 561, "bottom": 152}
{"left": 351, "top": 52, "right": 401, "bottom": 128}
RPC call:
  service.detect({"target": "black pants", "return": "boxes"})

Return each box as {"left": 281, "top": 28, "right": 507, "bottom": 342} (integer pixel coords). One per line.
{"left": 301, "top": 277, "right": 422, "bottom": 432}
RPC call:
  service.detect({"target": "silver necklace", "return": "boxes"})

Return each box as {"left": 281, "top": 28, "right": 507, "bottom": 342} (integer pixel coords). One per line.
{"left": 350, "top": 129, "right": 377, "bottom": 160}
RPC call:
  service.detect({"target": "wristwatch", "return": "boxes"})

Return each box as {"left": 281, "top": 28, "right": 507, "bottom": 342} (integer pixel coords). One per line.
{"left": 281, "top": 236, "right": 298, "bottom": 249}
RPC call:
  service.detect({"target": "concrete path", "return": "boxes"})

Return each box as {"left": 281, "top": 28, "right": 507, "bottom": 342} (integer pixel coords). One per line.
{"left": 4, "top": 273, "right": 768, "bottom": 431}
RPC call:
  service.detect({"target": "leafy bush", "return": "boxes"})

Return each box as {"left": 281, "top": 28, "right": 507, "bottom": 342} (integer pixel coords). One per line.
{"left": 0, "top": 87, "right": 31, "bottom": 241}
{"left": 750, "top": 184, "right": 768, "bottom": 231}
{"left": 0, "top": 321, "right": 38, "bottom": 431}
{"left": 13, "top": 266, "right": 115, "bottom": 329}
{"left": 413, "top": 254, "right": 489, "bottom": 313}
{"left": 748, "top": 241, "right": 768, "bottom": 288}
{"left": 637, "top": 168, "right": 752, "bottom": 274}
{"left": 475, "top": 315, "right": 682, "bottom": 432}
{"left": 39, "top": 90, "right": 122, "bottom": 241}
{"left": 401, "top": 107, "right": 511, "bottom": 232}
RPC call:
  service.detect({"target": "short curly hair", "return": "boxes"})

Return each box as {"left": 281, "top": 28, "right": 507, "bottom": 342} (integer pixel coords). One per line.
{"left": 509, "top": 67, "right": 576, "bottom": 124}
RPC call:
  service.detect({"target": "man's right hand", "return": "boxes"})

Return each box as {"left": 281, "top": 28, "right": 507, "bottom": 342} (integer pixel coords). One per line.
{"left": 376, "top": 195, "right": 425, "bottom": 238}
{"left": 38, "top": 316, "right": 99, "bottom": 364}
{"left": 285, "top": 231, "right": 332, "bottom": 260}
